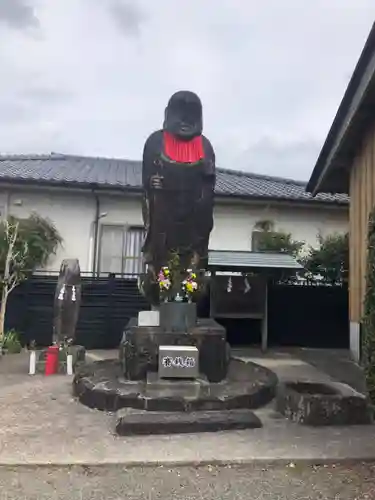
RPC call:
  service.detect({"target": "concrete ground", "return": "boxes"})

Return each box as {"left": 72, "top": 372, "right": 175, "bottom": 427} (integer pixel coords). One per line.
{"left": 231, "top": 347, "right": 367, "bottom": 394}
{"left": 1, "top": 463, "right": 375, "bottom": 499}
{"left": 0, "top": 349, "right": 374, "bottom": 466}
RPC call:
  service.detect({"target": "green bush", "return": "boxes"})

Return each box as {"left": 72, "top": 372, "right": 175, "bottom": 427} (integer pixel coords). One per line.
{"left": 362, "top": 207, "right": 375, "bottom": 402}
{"left": 0, "top": 213, "right": 62, "bottom": 276}
{"left": 0, "top": 214, "right": 62, "bottom": 343}
{"left": 1, "top": 329, "right": 22, "bottom": 354}
{"left": 304, "top": 232, "right": 349, "bottom": 285}
{"left": 253, "top": 219, "right": 305, "bottom": 258}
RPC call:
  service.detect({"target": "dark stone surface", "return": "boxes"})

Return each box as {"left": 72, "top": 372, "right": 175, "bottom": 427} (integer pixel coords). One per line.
{"left": 120, "top": 317, "right": 230, "bottom": 383}
{"left": 73, "top": 358, "right": 278, "bottom": 413}
{"left": 276, "top": 380, "right": 373, "bottom": 426}
{"left": 53, "top": 258, "right": 82, "bottom": 344}
{"left": 141, "top": 91, "right": 216, "bottom": 307}
{"left": 159, "top": 302, "right": 197, "bottom": 332}
{"left": 115, "top": 408, "right": 262, "bottom": 435}
{"left": 37, "top": 345, "right": 86, "bottom": 374}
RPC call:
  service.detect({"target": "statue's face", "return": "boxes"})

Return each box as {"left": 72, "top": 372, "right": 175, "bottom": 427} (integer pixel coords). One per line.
{"left": 164, "top": 91, "right": 203, "bottom": 139}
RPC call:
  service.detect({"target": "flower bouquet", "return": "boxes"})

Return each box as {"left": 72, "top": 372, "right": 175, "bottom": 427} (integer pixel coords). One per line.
{"left": 156, "top": 254, "right": 204, "bottom": 330}
{"left": 182, "top": 269, "right": 199, "bottom": 303}
{"left": 157, "top": 266, "right": 173, "bottom": 302}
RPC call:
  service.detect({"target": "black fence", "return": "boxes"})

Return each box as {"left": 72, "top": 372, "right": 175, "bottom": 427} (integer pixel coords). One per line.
{"left": 5, "top": 274, "right": 149, "bottom": 349}
{"left": 4, "top": 275, "right": 349, "bottom": 349}
{"left": 267, "top": 283, "right": 349, "bottom": 348}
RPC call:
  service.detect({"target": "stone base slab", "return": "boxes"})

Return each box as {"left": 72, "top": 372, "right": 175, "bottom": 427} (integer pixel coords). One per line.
{"left": 73, "top": 358, "right": 278, "bottom": 413}
{"left": 276, "top": 380, "right": 373, "bottom": 426}
{"left": 115, "top": 408, "right": 262, "bottom": 435}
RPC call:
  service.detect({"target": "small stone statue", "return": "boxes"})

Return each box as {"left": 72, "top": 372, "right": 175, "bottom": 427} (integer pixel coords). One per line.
{"left": 141, "top": 90, "right": 216, "bottom": 305}
{"left": 53, "top": 258, "right": 81, "bottom": 344}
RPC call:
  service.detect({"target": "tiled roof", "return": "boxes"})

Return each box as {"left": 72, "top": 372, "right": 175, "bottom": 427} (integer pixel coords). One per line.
{"left": 0, "top": 153, "right": 348, "bottom": 205}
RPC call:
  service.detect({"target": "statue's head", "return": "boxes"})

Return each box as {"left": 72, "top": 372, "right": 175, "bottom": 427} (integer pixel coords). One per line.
{"left": 163, "top": 91, "right": 203, "bottom": 140}
{"left": 58, "top": 258, "right": 81, "bottom": 285}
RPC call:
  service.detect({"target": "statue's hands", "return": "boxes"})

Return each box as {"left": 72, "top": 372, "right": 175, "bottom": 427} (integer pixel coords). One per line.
{"left": 150, "top": 174, "right": 163, "bottom": 189}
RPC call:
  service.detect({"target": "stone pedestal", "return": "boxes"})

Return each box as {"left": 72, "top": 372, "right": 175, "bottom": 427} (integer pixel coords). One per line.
{"left": 159, "top": 302, "right": 197, "bottom": 331}
{"left": 120, "top": 318, "right": 229, "bottom": 383}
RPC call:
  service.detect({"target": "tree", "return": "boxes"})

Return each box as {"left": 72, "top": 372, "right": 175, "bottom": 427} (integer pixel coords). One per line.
{"left": 253, "top": 219, "right": 305, "bottom": 258}
{"left": 0, "top": 214, "right": 62, "bottom": 343}
{"left": 304, "top": 232, "right": 349, "bottom": 285}
{"left": 362, "top": 208, "right": 375, "bottom": 402}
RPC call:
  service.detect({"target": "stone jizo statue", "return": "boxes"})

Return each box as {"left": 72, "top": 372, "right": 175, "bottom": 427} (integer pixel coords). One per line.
{"left": 141, "top": 90, "right": 216, "bottom": 305}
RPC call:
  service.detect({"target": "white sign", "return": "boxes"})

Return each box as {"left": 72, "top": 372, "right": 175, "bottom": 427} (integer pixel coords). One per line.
{"left": 162, "top": 356, "right": 196, "bottom": 368}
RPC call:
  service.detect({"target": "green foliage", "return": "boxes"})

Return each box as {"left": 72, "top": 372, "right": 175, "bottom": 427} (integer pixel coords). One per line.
{"left": 160, "top": 251, "right": 182, "bottom": 302}
{"left": 0, "top": 213, "right": 62, "bottom": 340}
{"left": 253, "top": 220, "right": 349, "bottom": 285}
{"left": 362, "top": 207, "right": 375, "bottom": 403}
{"left": 304, "top": 232, "right": 349, "bottom": 285}
{"left": 253, "top": 219, "right": 305, "bottom": 258}
{"left": 1, "top": 329, "right": 22, "bottom": 354}
{"left": 0, "top": 213, "right": 62, "bottom": 276}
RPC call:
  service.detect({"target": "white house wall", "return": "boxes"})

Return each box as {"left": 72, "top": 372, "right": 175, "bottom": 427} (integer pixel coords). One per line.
{"left": 4, "top": 188, "right": 95, "bottom": 272}
{"left": 0, "top": 186, "right": 348, "bottom": 273}
{"left": 211, "top": 202, "right": 348, "bottom": 254}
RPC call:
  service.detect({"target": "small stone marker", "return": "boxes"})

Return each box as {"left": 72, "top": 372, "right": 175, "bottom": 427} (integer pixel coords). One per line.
{"left": 66, "top": 353, "right": 73, "bottom": 375}
{"left": 158, "top": 345, "right": 199, "bottom": 379}
{"left": 138, "top": 310, "right": 160, "bottom": 327}
{"left": 29, "top": 350, "right": 36, "bottom": 375}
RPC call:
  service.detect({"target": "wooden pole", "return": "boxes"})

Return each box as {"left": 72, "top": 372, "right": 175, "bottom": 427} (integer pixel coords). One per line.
{"left": 261, "top": 281, "right": 268, "bottom": 352}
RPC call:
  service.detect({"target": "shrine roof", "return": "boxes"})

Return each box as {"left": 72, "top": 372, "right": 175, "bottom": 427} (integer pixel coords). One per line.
{"left": 208, "top": 250, "right": 303, "bottom": 271}
{"left": 0, "top": 153, "right": 348, "bottom": 205}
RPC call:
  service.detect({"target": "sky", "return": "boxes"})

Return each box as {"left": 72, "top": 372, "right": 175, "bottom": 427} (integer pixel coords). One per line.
{"left": 0, "top": 1, "right": 374, "bottom": 180}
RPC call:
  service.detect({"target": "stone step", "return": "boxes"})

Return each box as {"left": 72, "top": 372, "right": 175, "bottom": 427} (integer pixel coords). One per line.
{"left": 115, "top": 408, "right": 262, "bottom": 435}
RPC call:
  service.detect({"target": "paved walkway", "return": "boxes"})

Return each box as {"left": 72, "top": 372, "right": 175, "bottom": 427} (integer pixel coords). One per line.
{"left": 0, "top": 350, "right": 374, "bottom": 466}
{"left": 231, "top": 347, "right": 367, "bottom": 394}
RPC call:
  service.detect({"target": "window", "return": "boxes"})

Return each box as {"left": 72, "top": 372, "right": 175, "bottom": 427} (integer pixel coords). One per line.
{"left": 98, "top": 225, "right": 144, "bottom": 276}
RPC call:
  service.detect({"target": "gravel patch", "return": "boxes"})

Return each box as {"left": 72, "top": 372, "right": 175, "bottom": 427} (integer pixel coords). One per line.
{"left": 0, "top": 463, "right": 374, "bottom": 499}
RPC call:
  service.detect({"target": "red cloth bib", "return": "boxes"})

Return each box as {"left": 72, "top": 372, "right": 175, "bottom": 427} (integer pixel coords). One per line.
{"left": 163, "top": 131, "right": 204, "bottom": 163}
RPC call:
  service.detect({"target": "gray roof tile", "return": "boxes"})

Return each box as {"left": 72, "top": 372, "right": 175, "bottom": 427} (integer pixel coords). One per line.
{"left": 0, "top": 153, "right": 348, "bottom": 204}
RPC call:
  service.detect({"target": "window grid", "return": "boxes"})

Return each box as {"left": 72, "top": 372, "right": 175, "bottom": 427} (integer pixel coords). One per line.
{"left": 99, "top": 225, "right": 145, "bottom": 276}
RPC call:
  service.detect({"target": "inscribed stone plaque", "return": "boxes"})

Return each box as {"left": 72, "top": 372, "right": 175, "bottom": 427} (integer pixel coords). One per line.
{"left": 158, "top": 345, "right": 199, "bottom": 379}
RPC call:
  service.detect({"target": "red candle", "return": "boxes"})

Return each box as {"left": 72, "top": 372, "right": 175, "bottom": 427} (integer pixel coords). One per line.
{"left": 45, "top": 345, "right": 59, "bottom": 375}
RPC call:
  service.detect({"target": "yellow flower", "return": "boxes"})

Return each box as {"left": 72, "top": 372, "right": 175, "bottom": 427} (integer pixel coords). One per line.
{"left": 191, "top": 273, "right": 196, "bottom": 279}
{"left": 186, "top": 282, "right": 194, "bottom": 292}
